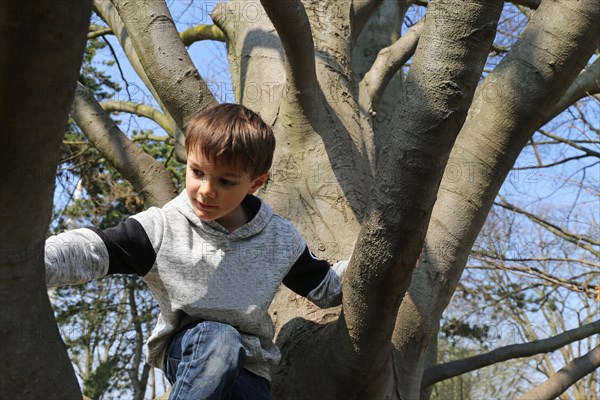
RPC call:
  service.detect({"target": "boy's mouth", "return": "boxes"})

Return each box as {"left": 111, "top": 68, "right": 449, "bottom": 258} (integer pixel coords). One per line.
{"left": 197, "top": 201, "right": 217, "bottom": 210}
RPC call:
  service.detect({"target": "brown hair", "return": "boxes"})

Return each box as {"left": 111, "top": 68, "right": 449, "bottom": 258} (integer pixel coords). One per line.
{"left": 185, "top": 103, "right": 275, "bottom": 178}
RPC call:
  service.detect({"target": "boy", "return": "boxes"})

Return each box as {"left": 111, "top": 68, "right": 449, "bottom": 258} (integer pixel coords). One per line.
{"left": 45, "top": 103, "right": 348, "bottom": 399}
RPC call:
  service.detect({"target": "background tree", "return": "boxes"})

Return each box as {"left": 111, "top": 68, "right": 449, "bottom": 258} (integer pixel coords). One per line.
{"left": 2, "top": 0, "right": 598, "bottom": 399}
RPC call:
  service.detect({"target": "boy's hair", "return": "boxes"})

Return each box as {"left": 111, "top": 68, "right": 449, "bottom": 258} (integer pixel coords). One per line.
{"left": 185, "top": 103, "right": 275, "bottom": 178}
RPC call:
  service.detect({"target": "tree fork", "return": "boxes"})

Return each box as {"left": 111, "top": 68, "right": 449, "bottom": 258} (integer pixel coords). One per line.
{"left": 272, "top": 1, "right": 503, "bottom": 398}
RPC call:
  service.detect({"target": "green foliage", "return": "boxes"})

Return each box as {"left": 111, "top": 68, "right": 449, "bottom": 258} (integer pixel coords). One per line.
{"left": 83, "top": 355, "right": 120, "bottom": 400}
{"left": 441, "top": 318, "right": 490, "bottom": 345}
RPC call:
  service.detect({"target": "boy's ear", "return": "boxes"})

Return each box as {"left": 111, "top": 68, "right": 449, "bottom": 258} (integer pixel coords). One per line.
{"left": 248, "top": 172, "right": 270, "bottom": 194}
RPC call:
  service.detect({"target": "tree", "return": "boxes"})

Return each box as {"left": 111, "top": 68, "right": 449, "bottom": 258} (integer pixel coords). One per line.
{"left": 0, "top": 1, "right": 93, "bottom": 398}
{"left": 2, "top": 0, "right": 598, "bottom": 399}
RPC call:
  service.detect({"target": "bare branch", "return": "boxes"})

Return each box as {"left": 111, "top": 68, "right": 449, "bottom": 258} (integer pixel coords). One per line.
{"left": 88, "top": 23, "right": 112, "bottom": 39}
{"left": 180, "top": 24, "right": 225, "bottom": 45}
{"left": 537, "top": 128, "right": 600, "bottom": 159}
{"left": 410, "top": 0, "right": 539, "bottom": 9}
{"left": 100, "top": 100, "right": 174, "bottom": 136}
{"left": 259, "top": 0, "right": 318, "bottom": 113}
{"left": 110, "top": 0, "right": 217, "bottom": 128}
{"left": 519, "top": 346, "right": 600, "bottom": 400}
{"left": 471, "top": 253, "right": 600, "bottom": 269}
{"left": 361, "top": 19, "right": 424, "bottom": 113}
{"left": 422, "top": 321, "right": 600, "bottom": 388}
{"left": 351, "top": 0, "right": 385, "bottom": 42}
{"left": 418, "top": 0, "right": 542, "bottom": 9}
{"left": 546, "top": 58, "right": 600, "bottom": 123}
{"left": 511, "top": 154, "right": 592, "bottom": 170}
{"left": 338, "top": 1, "right": 504, "bottom": 396}
{"left": 71, "top": 82, "right": 177, "bottom": 207}
{"left": 470, "top": 254, "right": 599, "bottom": 293}
{"left": 88, "top": 21, "right": 226, "bottom": 44}
{"left": 94, "top": 0, "right": 187, "bottom": 162}
{"left": 495, "top": 197, "right": 600, "bottom": 256}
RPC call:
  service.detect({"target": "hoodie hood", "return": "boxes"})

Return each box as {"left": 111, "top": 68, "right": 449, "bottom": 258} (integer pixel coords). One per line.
{"left": 171, "top": 190, "right": 274, "bottom": 240}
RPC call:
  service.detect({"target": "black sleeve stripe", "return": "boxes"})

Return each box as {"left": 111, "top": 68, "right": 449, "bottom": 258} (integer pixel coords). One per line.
{"left": 283, "top": 246, "right": 330, "bottom": 297}
{"left": 87, "top": 218, "right": 156, "bottom": 277}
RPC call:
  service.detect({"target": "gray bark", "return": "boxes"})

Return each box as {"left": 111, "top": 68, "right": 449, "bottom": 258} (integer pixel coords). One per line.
{"left": 214, "top": 0, "right": 369, "bottom": 260}
{"left": 546, "top": 57, "right": 600, "bottom": 123}
{"left": 360, "top": 19, "right": 424, "bottom": 115}
{"left": 273, "top": 1, "right": 503, "bottom": 398}
{"left": 392, "top": 0, "right": 600, "bottom": 396}
{"left": 355, "top": 0, "right": 410, "bottom": 152}
{"left": 351, "top": 0, "right": 386, "bottom": 42}
{"left": 519, "top": 346, "right": 600, "bottom": 400}
{"left": 71, "top": 83, "right": 178, "bottom": 207}
{"left": 0, "top": 1, "right": 92, "bottom": 398}
{"left": 109, "top": 0, "right": 217, "bottom": 127}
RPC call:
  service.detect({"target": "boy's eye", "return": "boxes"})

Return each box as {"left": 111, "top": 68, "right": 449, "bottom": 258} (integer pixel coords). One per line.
{"left": 192, "top": 168, "right": 203, "bottom": 177}
{"left": 220, "top": 178, "right": 237, "bottom": 186}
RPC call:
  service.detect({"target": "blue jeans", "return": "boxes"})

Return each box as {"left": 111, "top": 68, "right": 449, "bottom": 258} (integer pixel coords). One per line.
{"left": 164, "top": 321, "right": 271, "bottom": 400}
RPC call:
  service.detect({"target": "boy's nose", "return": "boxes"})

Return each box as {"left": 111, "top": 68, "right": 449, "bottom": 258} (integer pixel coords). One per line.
{"left": 198, "top": 179, "right": 216, "bottom": 198}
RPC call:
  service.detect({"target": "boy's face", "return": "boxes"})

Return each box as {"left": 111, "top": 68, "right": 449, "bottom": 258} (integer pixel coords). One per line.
{"left": 185, "top": 150, "right": 269, "bottom": 230}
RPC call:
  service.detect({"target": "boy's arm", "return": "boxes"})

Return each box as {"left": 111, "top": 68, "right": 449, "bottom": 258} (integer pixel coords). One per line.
{"left": 45, "top": 228, "right": 110, "bottom": 287}
{"left": 45, "top": 208, "right": 163, "bottom": 287}
{"left": 283, "top": 247, "right": 349, "bottom": 309}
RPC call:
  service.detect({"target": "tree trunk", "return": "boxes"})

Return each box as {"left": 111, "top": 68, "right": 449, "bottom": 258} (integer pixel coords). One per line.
{"left": 270, "top": 1, "right": 504, "bottom": 398}
{"left": 0, "top": 1, "right": 92, "bottom": 398}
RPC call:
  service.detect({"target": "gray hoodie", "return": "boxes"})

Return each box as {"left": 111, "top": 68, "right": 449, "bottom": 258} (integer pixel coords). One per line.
{"left": 45, "top": 191, "right": 347, "bottom": 380}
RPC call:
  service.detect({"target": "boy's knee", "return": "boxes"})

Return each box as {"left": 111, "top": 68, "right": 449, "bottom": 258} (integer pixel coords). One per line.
{"left": 186, "top": 321, "right": 244, "bottom": 356}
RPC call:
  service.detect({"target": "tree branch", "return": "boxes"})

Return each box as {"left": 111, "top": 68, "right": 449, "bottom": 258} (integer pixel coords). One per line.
{"left": 546, "top": 58, "right": 600, "bottom": 123}
{"left": 351, "top": 0, "right": 385, "bottom": 42}
{"left": 334, "top": 1, "right": 504, "bottom": 396}
{"left": 422, "top": 320, "right": 600, "bottom": 388}
{"left": 180, "top": 24, "right": 225, "bottom": 45}
{"left": 511, "top": 154, "right": 592, "bottom": 170}
{"left": 392, "top": 0, "right": 600, "bottom": 394}
{"left": 471, "top": 252, "right": 600, "bottom": 269}
{"left": 71, "top": 82, "right": 177, "bottom": 207}
{"left": 495, "top": 197, "right": 600, "bottom": 256}
{"left": 259, "top": 0, "right": 318, "bottom": 114}
{"left": 88, "top": 21, "right": 226, "bottom": 44}
{"left": 361, "top": 19, "right": 424, "bottom": 113}
{"left": 100, "top": 100, "right": 174, "bottom": 136}
{"left": 470, "top": 254, "right": 599, "bottom": 293}
{"left": 110, "top": 0, "right": 217, "bottom": 128}
{"left": 519, "top": 345, "right": 600, "bottom": 400}
{"left": 88, "top": 23, "right": 112, "bottom": 39}
{"left": 537, "top": 128, "right": 600, "bottom": 159}
{"left": 94, "top": 0, "right": 187, "bottom": 163}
